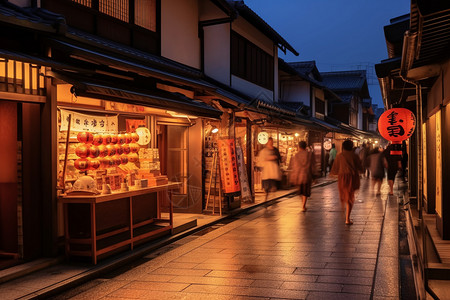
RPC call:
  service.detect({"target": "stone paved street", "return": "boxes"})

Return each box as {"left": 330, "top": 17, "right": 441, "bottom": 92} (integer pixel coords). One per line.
{"left": 51, "top": 177, "right": 401, "bottom": 300}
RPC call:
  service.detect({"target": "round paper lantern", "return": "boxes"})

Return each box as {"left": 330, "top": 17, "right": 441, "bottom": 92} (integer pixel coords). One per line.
{"left": 100, "top": 157, "right": 114, "bottom": 168}
{"left": 113, "top": 155, "right": 122, "bottom": 166}
{"left": 110, "top": 134, "right": 118, "bottom": 145}
{"left": 77, "top": 132, "right": 94, "bottom": 144}
{"left": 97, "top": 145, "right": 108, "bottom": 157}
{"left": 129, "top": 143, "right": 139, "bottom": 154}
{"left": 88, "top": 145, "right": 100, "bottom": 158}
{"left": 120, "top": 155, "right": 128, "bottom": 165}
{"left": 135, "top": 127, "right": 150, "bottom": 146}
{"left": 75, "top": 144, "right": 90, "bottom": 158}
{"left": 114, "top": 144, "right": 123, "bottom": 155}
{"left": 117, "top": 134, "right": 125, "bottom": 145}
{"left": 102, "top": 134, "right": 112, "bottom": 145}
{"left": 378, "top": 108, "right": 416, "bottom": 142}
{"left": 128, "top": 153, "right": 139, "bottom": 163}
{"left": 131, "top": 132, "right": 139, "bottom": 143}
{"left": 74, "top": 158, "right": 89, "bottom": 171}
{"left": 124, "top": 133, "right": 132, "bottom": 144}
{"left": 106, "top": 144, "right": 116, "bottom": 156}
{"left": 88, "top": 158, "right": 100, "bottom": 170}
{"left": 92, "top": 134, "right": 103, "bottom": 146}
{"left": 122, "top": 144, "right": 131, "bottom": 154}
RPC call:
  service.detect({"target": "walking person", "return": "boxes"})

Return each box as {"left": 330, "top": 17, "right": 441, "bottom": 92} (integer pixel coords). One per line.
{"left": 330, "top": 140, "right": 363, "bottom": 225}
{"left": 290, "top": 141, "right": 317, "bottom": 212}
{"left": 383, "top": 143, "right": 402, "bottom": 195}
{"left": 368, "top": 147, "right": 387, "bottom": 195}
{"left": 328, "top": 143, "right": 337, "bottom": 172}
{"left": 257, "top": 137, "right": 282, "bottom": 200}
{"left": 359, "top": 143, "right": 369, "bottom": 177}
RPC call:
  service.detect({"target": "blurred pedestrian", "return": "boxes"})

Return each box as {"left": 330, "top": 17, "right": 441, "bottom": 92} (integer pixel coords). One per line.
{"left": 359, "top": 143, "right": 369, "bottom": 177}
{"left": 290, "top": 141, "right": 317, "bottom": 212}
{"left": 328, "top": 143, "right": 337, "bottom": 171}
{"left": 330, "top": 140, "right": 363, "bottom": 225}
{"left": 383, "top": 143, "right": 402, "bottom": 195}
{"left": 368, "top": 147, "right": 387, "bottom": 195}
{"left": 257, "top": 137, "right": 282, "bottom": 200}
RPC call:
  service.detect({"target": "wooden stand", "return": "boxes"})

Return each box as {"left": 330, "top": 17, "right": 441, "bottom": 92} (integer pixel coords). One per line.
{"left": 205, "top": 148, "right": 222, "bottom": 215}
{"left": 59, "top": 182, "right": 181, "bottom": 264}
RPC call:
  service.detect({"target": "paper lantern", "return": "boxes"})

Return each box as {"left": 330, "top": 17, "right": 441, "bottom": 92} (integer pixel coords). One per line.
{"left": 122, "top": 144, "right": 131, "bottom": 154}
{"left": 92, "top": 134, "right": 103, "bottom": 146}
{"left": 378, "top": 108, "right": 416, "bottom": 142}
{"left": 75, "top": 144, "right": 90, "bottom": 158}
{"left": 117, "top": 134, "right": 125, "bottom": 145}
{"left": 74, "top": 158, "right": 89, "bottom": 171}
{"left": 114, "top": 144, "right": 123, "bottom": 155}
{"left": 77, "top": 132, "right": 94, "bottom": 144}
{"left": 100, "top": 157, "right": 114, "bottom": 168}
{"left": 131, "top": 132, "right": 139, "bottom": 143}
{"left": 129, "top": 143, "right": 140, "bottom": 154}
{"left": 128, "top": 153, "right": 139, "bottom": 163}
{"left": 135, "top": 127, "right": 150, "bottom": 146}
{"left": 106, "top": 144, "right": 116, "bottom": 156}
{"left": 102, "top": 134, "right": 112, "bottom": 145}
{"left": 97, "top": 145, "right": 108, "bottom": 157}
{"left": 124, "top": 133, "right": 132, "bottom": 144}
{"left": 120, "top": 155, "right": 128, "bottom": 165}
{"left": 88, "top": 145, "right": 100, "bottom": 158}
{"left": 88, "top": 158, "right": 100, "bottom": 170}
{"left": 113, "top": 155, "right": 122, "bottom": 166}
{"left": 109, "top": 134, "right": 117, "bottom": 145}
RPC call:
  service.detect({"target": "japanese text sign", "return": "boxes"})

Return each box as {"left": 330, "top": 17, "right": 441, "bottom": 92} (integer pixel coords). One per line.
{"left": 218, "top": 139, "right": 241, "bottom": 194}
{"left": 378, "top": 108, "right": 416, "bottom": 142}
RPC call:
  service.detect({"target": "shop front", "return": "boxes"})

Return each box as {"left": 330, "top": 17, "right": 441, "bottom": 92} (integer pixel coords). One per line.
{"left": 54, "top": 79, "right": 221, "bottom": 263}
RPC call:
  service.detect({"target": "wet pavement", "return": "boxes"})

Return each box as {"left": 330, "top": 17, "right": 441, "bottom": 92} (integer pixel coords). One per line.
{"left": 48, "top": 177, "right": 402, "bottom": 300}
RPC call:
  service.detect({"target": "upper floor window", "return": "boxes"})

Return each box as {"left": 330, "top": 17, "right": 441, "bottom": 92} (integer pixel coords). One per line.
{"left": 314, "top": 97, "right": 325, "bottom": 119}
{"left": 71, "top": 0, "right": 156, "bottom": 31}
{"left": 231, "top": 31, "right": 274, "bottom": 91}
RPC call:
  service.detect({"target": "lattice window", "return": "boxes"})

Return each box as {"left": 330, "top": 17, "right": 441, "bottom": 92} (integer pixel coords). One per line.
{"left": 135, "top": 0, "right": 156, "bottom": 31}
{"left": 71, "top": 0, "right": 92, "bottom": 7}
{"left": 99, "top": 0, "right": 129, "bottom": 22}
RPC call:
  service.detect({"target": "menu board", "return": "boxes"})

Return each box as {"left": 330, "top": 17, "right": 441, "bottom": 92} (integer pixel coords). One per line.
{"left": 218, "top": 139, "right": 241, "bottom": 194}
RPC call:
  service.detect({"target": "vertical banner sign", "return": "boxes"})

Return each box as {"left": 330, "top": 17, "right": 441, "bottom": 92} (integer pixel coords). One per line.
{"left": 436, "top": 111, "right": 442, "bottom": 216}
{"left": 236, "top": 144, "right": 252, "bottom": 201}
{"left": 218, "top": 139, "right": 241, "bottom": 194}
{"left": 422, "top": 123, "right": 427, "bottom": 202}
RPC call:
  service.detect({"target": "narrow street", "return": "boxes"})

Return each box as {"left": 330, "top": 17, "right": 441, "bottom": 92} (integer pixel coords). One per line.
{"left": 51, "top": 178, "right": 403, "bottom": 300}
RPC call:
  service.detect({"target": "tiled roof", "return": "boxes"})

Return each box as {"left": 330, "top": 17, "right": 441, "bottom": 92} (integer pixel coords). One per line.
{"left": 288, "top": 61, "right": 322, "bottom": 81}
{"left": 321, "top": 70, "right": 367, "bottom": 91}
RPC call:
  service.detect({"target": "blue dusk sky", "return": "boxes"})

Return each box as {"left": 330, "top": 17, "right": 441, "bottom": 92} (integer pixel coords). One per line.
{"left": 244, "top": 0, "right": 410, "bottom": 108}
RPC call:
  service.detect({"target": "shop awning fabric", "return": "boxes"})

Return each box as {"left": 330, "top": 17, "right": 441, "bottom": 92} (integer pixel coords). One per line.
{"left": 52, "top": 72, "right": 222, "bottom": 119}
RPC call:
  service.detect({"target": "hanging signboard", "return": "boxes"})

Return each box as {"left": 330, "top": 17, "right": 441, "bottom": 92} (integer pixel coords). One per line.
{"left": 236, "top": 144, "right": 252, "bottom": 202}
{"left": 218, "top": 139, "right": 241, "bottom": 195}
{"left": 60, "top": 109, "right": 118, "bottom": 133}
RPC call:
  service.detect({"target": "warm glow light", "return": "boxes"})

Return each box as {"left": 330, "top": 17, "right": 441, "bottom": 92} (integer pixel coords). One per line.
{"left": 294, "top": 133, "right": 299, "bottom": 137}
{"left": 211, "top": 127, "right": 219, "bottom": 134}
{"left": 375, "top": 141, "right": 379, "bottom": 144}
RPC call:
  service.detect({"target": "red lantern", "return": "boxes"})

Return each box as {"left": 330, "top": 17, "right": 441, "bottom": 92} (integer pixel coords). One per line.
{"left": 97, "top": 145, "right": 108, "bottom": 157}
{"left": 128, "top": 153, "right": 139, "bottom": 163}
{"left": 74, "top": 158, "right": 89, "bottom": 171}
{"left": 117, "top": 134, "right": 125, "bottom": 145}
{"left": 102, "top": 134, "right": 112, "bottom": 145}
{"left": 77, "top": 132, "right": 94, "bottom": 144}
{"left": 113, "top": 155, "right": 122, "bottom": 166}
{"left": 122, "top": 144, "right": 131, "bottom": 154}
{"left": 92, "top": 134, "right": 103, "bottom": 146}
{"left": 106, "top": 144, "right": 116, "bottom": 156}
{"left": 110, "top": 134, "right": 118, "bottom": 145}
{"left": 378, "top": 108, "right": 416, "bottom": 155}
{"left": 88, "top": 158, "right": 100, "bottom": 170}
{"left": 88, "top": 145, "right": 100, "bottom": 158}
{"left": 129, "top": 143, "right": 139, "bottom": 153}
{"left": 120, "top": 155, "right": 128, "bottom": 165}
{"left": 378, "top": 108, "right": 416, "bottom": 142}
{"left": 124, "top": 133, "right": 132, "bottom": 144}
{"left": 75, "top": 144, "right": 90, "bottom": 158}
{"left": 100, "top": 157, "right": 114, "bottom": 168}
{"left": 114, "top": 144, "right": 123, "bottom": 155}
{"left": 131, "top": 132, "right": 139, "bottom": 143}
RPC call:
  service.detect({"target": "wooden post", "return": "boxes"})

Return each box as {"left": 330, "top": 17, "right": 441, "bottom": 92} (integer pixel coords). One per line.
{"left": 60, "top": 114, "right": 71, "bottom": 193}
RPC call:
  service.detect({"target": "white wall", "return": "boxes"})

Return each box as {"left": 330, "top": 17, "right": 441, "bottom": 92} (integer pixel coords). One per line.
{"left": 161, "top": 0, "right": 201, "bottom": 69}
{"left": 281, "top": 81, "right": 311, "bottom": 106}
{"left": 231, "top": 75, "right": 272, "bottom": 101}
{"left": 203, "top": 23, "right": 231, "bottom": 85}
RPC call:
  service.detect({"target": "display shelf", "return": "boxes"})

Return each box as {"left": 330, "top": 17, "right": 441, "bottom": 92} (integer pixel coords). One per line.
{"left": 59, "top": 182, "right": 181, "bottom": 264}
